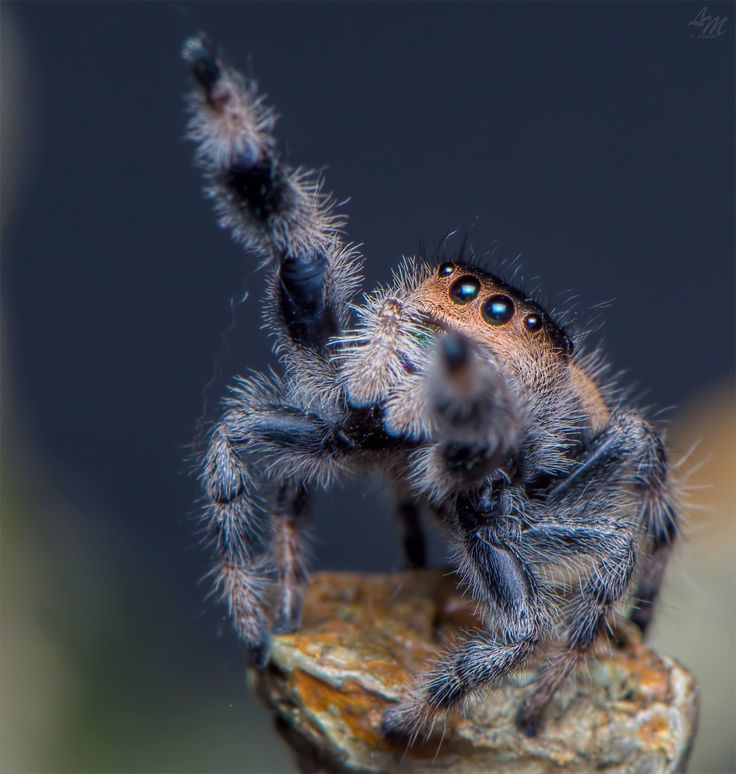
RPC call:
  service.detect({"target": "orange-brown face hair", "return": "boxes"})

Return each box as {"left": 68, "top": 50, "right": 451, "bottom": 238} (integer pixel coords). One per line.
{"left": 413, "top": 261, "right": 574, "bottom": 364}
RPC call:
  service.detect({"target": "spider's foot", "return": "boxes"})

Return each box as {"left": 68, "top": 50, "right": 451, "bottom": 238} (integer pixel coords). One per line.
{"left": 381, "top": 704, "right": 416, "bottom": 744}
{"left": 182, "top": 34, "right": 219, "bottom": 88}
{"left": 381, "top": 700, "right": 438, "bottom": 746}
{"left": 612, "top": 615, "right": 644, "bottom": 647}
{"left": 245, "top": 630, "right": 272, "bottom": 670}
{"left": 515, "top": 700, "right": 543, "bottom": 737}
{"left": 272, "top": 609, "right": 302, "bottom": 636}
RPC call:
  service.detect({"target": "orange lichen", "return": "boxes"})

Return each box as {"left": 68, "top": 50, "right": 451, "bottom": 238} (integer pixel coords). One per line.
{"left": 290, "top": 669, "right": 392, "bottom": 752}
{"left": 638, "top": 712, "right": 671, "bottom": 748}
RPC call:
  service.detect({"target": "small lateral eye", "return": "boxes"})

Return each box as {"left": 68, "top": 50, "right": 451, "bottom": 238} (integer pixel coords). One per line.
{"left": 482, "top": 294, "right": 515, "bottom": 325}
{"left": 438, "top": 262, "right": 455, "bottom": 276}
{"left": 524, "top": 313, "right": 543, "bottom": 333}
{"left": 449, "top": 276, "right": 481, "bottom": 304}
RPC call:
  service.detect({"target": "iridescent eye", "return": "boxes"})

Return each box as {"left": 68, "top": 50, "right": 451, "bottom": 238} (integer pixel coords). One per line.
{"left": 438, "top": 262, "right": 455, "bottom": 276}
{"left": 524, "top": 313, "right": 543, "bottom": 333}
{"left": 449, "top": 276, "right": 480, "bottom": 304}
{"left": 482, "top": 294, "right": 515, "bottom": 325}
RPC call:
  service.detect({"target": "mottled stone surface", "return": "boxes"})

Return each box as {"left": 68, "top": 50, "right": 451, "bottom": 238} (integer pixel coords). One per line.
{"left": 252, "top": 571, "right": 699, "bottom": 773}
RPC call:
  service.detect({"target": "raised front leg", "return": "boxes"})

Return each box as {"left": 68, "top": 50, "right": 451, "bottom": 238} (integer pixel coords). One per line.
{"left": 182, "top": 35, "right": 362, "bottom": 357}
{"left": 409, "top": 333, "right": 525, "bottom": 503}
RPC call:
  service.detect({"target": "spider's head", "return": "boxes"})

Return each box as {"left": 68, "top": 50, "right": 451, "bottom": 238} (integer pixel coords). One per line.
{"left": 413, "top": 262, "right": 574, "bottom": 365}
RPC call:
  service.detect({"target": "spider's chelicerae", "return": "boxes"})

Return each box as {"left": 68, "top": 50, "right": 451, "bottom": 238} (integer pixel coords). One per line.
{"left": 183, "top": 35, "right": 679, "bottom": 739}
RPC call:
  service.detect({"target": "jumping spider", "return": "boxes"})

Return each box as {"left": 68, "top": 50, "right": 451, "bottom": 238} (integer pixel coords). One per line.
{"left": 183, "top": 35, "right": 679, "bottom": 739}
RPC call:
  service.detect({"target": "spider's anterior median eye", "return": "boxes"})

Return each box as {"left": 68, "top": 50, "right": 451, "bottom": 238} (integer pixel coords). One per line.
{"left": 482, "top": 294, "right": 515, "bottom": 325}
{"left": 438, "top": 263, "right": 455, "bottom": 276}
{"left": 524, "top": 313, "right": 543, "bottom": 333}
{"left": 449, "top": 276, "right": 480, "bottom": 304}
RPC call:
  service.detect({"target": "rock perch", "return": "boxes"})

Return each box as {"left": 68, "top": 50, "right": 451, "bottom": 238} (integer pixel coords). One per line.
{"left": 252, "top": 571, "right": 699, "bottom": 772}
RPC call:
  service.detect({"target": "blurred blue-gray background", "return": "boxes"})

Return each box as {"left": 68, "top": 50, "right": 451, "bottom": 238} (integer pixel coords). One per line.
{"left": 1, "top": 2, "right": 734, "bottom": 772}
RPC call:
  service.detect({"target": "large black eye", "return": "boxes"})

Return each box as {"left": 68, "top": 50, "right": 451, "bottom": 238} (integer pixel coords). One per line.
{"left": 449, "top": 276, "right": 480, "bottom": 304}
{"left": 482, "top": 294, "right": 515, "bottom": 325}
{"left": 524, "top": 313, "right": 543, "bottom": 333}
{"left": 438, "top": 262, "right": 455, "bottom": 276}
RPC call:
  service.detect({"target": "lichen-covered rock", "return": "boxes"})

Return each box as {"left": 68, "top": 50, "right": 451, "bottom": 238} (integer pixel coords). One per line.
{"left": 252, "top": 571, "right": 699, "bottom": 773}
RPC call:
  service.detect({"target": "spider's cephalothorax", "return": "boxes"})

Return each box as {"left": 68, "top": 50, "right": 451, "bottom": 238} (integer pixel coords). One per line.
{"left": 183, "top": 35, "right": 679, "bottom": 740}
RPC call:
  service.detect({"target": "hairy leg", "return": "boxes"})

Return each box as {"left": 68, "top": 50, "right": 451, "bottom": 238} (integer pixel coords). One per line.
{"left": 515, "top": 522, "right": 637, "bottom": 735}
{"left": 409, "top": 333, "right": 525, "bottom": 503}
{"left": 202, "top": 373, "right": 342, "bottom": 663}
{"left": 182, "top": 35, "right": 362, "bottom": 368}
{"left": 396, "top": 498, "right": 427, "bottom": 570}
{"left": 272, "top": 481, "right": 311, "bottom": 634}
{"left": 630, "top": 529, "right": 675, "bottom": 634}
{"left": 513, "top": 412, "right": 673, "bottom": 733}
{"left": 546, "top": 412, "right": 679, "bottom": 634}
{"left": 204, "top": 418, "right": 271, "bottom": 666}
{"left": 383, "top": 510, "right": 546, "bottom": 741}
{"left": 628, "top": 429, "right": 679, "bottom": 633}
{"left": 339, "top": 291, "right": 432, "bottom": 411}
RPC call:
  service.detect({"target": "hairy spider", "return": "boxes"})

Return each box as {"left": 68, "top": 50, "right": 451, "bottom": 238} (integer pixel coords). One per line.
{"left": 182, "top": 35, "right": 679, "bottom": 739}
